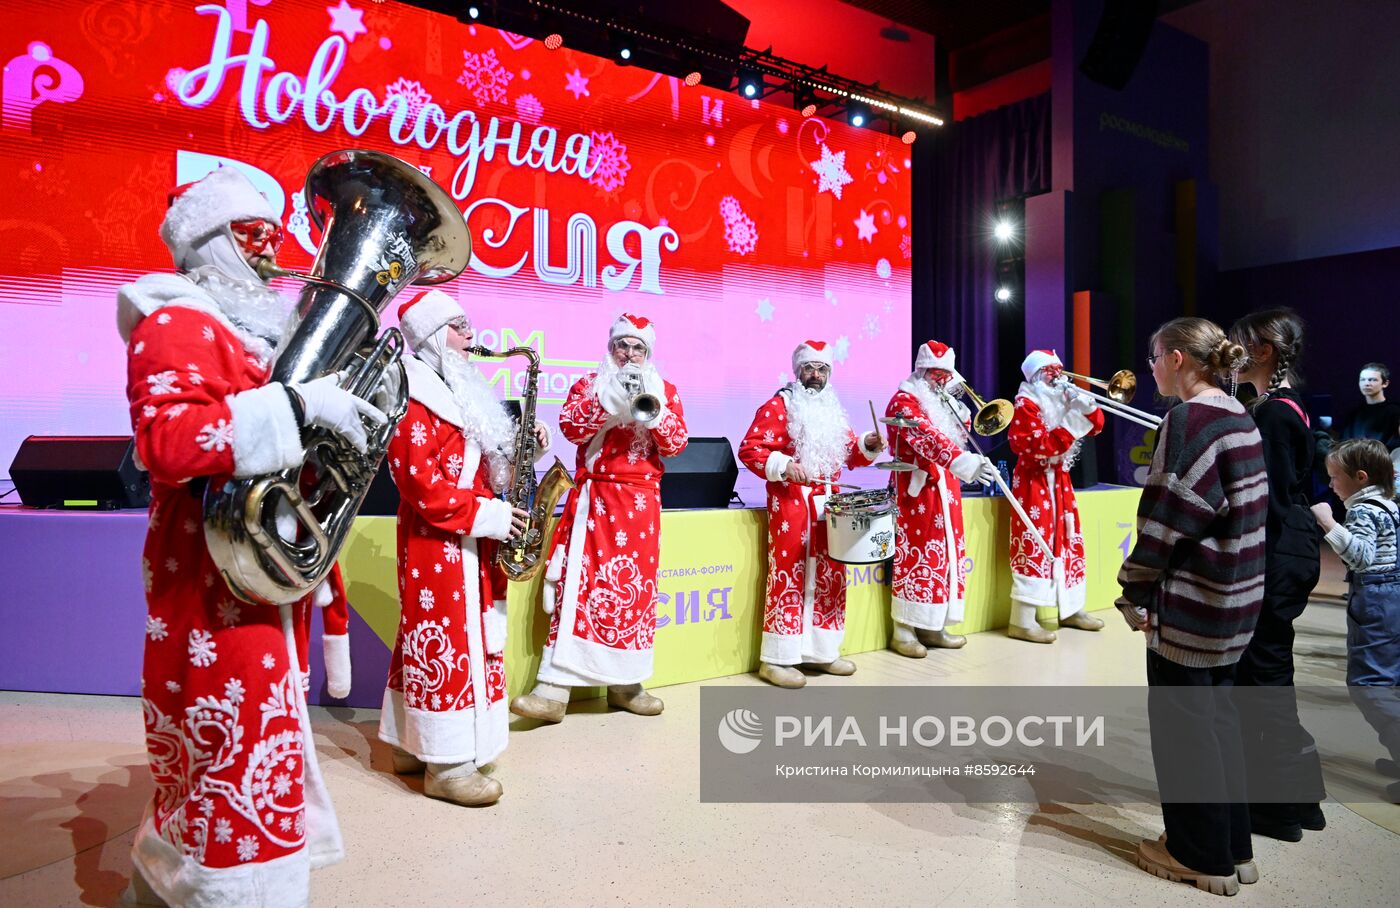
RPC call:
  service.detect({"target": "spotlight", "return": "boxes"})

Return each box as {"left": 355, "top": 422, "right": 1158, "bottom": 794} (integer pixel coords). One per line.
{"left": 736, "top": 67, "right": 765, "bottom": 100}
{"left": 847, "top": 101, "right": 871, "bottom": 128}
{"left": 620, "top": 47, "right": 632, "bottom": 61}
{"left": 544, "top": 33, "right": 563, "bottom": 50}
{"left": 801, "top": 103, "right": 818, "bottom": 118}
{"left": 794, "top": 86, "right": 818, "bottom": 118}
{"left": 467, "top": 5, "right": 479, "bottom": 19}
{"left": 609, "top": 33, "right": 633, "bottom": 65}
{"left": 684, "top": 71, "right": 702, "bottom": 87}
{"left": 993, "top": 220, "right": 1016, "bottom": 243}
{"left": 901, "top": 130, "right": 917, "bottom": 144}
{"left": 995, "top": 286, "right": 1013, "bottom": 303}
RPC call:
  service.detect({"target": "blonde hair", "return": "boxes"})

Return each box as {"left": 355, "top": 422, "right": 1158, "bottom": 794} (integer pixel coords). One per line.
{"left": 1328, "top": 438, "right": 1396, "bottom": 499}
{"left": 1151, "top": 317, "right": 1249, "bottom": 387}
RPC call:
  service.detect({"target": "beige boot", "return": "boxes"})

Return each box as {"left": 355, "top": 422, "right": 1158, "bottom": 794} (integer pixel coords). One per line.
{"left": 1059, "top": 611, "right": 1104, "bottom": 631}
{"left": 510, "top": 693, "right": 567, "bottom": 723}
{"left": 607, "top": 684, "right": 664, "bottom": 716}
{"left": 1136, "top": 836, "right": 1239, "bottom": 896}
{"left": 118, "top": 867, "right": 168, "bottom": 908}
{"left": 917, "top": 628, "right": 967, "bottom": 649}
{"left": 424, "top": 766, "right": 503, "bottom": 807}
{"left": 890, "top": 636, "right": 927, "bottom": 658}
{"left": 758, "top": 662, "right": 807, "bottom": 688}
{"left": 390, "top": 745, "right": 426, "bottom": 774}
{"left": 810, "top": 658, "right": 857, "bottom": 676}
{"left": 1008, "top": 623, "right": 1057, "bottom": 644}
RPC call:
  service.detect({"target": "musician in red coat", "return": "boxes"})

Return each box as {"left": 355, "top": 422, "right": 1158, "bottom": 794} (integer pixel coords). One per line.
{"left": 738, "top": 340, "right": 885, "bottom": 688}
{"left": 511, "top": 314, "right": 689, "bottom": 722}
{"left": 117, "top": 168, "right": 384, "bottom": 907}
{"left": 1006, "top": 349, "right": 1106, "bottom": 643}
{"left": 884, "top": 341, "right": 998, "bottom": 658}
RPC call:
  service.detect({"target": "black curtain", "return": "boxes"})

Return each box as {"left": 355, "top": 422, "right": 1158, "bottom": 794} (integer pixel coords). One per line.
{"left": 911, "top": 93, "right": 1051, "bottom": 395}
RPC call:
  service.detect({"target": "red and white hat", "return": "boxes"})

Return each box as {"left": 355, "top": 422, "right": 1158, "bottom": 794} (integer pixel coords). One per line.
{"left": 914, "top": 339, "right": 956, "bottom": 372}
{"left": 1021, "top": 349, "right": 1063, "bottom": 381}
{"left": 397, "top": 289, "right": 465, "bottom": 350}
{"left": 792, "top": 339, "right": 833, "bottom": 374}
{"left": 609, "top": 313, "right": 656, "bottom": 352}
{"left": 160, "top": 167, "right": 281, "bottom": 266}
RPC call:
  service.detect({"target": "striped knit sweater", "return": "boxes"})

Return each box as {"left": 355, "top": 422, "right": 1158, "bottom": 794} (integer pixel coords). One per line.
{"left": 1116, "top": 393, "right": 1268, "bottom": 667}
{"left": 1324, "top": 485, "right": 1399, "bottom": 574}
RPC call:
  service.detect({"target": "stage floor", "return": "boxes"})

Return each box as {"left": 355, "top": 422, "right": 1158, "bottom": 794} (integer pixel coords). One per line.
{"left": 2, "top": 603, "right": 1396, "bottom": 908}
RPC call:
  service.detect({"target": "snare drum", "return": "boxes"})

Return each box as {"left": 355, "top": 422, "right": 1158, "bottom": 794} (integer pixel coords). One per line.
{"left": 824, "top": 489, "right": 896, "bottom": 564}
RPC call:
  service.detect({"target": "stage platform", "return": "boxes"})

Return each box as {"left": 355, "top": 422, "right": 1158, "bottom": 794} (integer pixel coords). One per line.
{"left": 0, "top": 486, "right": 1140, "bottom": 708}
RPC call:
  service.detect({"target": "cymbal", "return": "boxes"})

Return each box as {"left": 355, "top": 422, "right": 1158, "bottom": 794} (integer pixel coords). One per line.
{"left": 879, "top": 415, "right": 920, "bottom": 428}
{"left": 875, "top": 460, "right": 917, "bottom": 472}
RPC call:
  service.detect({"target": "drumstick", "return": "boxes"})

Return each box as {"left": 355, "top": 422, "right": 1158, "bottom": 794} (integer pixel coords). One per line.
{"left": 868, "top": 400, "right": 881, "bottom": 439}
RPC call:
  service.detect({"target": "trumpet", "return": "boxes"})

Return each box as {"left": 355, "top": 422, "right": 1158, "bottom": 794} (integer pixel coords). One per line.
{"left": 1056, "top": 369, "right": 1161, "bottom": 430}
{"left": 955, "top": 382, "right": 1015, "bottom": 436}
{"left": 619, "top": 366, "right": 661, "bottom": 422}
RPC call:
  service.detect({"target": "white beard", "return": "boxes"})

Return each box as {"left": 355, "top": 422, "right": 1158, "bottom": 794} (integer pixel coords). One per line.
{"left": 592, "top": 356, "right": 665, "bottom": 446}
{"left": 184, "top": 265, "right": 291, "bottom": 363}
{"left": 785, "top": 381, "right": 852, "bottom": 479}
{"left": 1019, "top": 379, "right": 1080, "bottom": 469}
{"left": 441, "top": 349, "right": 518, "bottom": 493}
{"left": 905, "top": 376, "right": 970, "bottom": 449}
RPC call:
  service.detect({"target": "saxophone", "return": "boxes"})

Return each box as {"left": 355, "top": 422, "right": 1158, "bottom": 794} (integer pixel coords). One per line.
{"left": 467, "top": 345, "right": 575, "bottom": 582}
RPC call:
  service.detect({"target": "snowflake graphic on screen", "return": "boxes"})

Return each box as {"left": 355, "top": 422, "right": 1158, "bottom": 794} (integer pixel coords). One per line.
{"left": 458, "top": 49, "right": 514, "bottom": 106}
{"left": 586, "top": 131, "right": 631, "bottom": 193}
{"left": 834, "top": 336, "right": 851, "bottom": 364}
{"left": 810, "top": 143, "right": 853, "bottom": 199}
{"left": 725, "top": 213, "right": 758, "bottom": 255}
{"left": 719, "top": 196, "right": 743, "bottom": 221}
{"left": 900, "top": 233, "right": 912, "bottom": 260}
{"left": 515, "top": 93, "right": 544, "bottom": 124}
{"left": 861, "top": 313, "right": 882, "bottom": 339}
{"left": 384, "top": 78, "right": 432, "bottom": 120}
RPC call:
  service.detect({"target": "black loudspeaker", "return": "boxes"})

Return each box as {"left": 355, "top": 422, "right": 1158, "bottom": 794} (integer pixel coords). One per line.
{"left": 1079, "top": 0, "right": 1158, "bottom": 90}
{"left": 660, "top": 437, "right": 738, "bottom": 510}
{"left": 9, "top": 435, "right": 151, "bottom": 509}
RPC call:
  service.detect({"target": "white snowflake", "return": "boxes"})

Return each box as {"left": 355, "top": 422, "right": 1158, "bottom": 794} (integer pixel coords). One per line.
{"left": 146, "top": 370, "right": 179, "bottom": 395}
{"left": 183, "top": 519, "right": 197, "bottom": 534}
{"left": 165, "top": 680, "right": 181, "bottom": 693}
{"left": 156, "top": 313, "right": 171, "bottom": 325}
{"left": 781, "top": 520, "right": 790, "bottom": 533}
{"left": 457, "top": 49, "right": 514, "bottom": 106}
{"left": 132, "top": 340, "right": 145, "bottom": 355}
{"left": 165, "top": 403, "right": 188, "bottom": 421}
{"left": 442, "top": 541, "right": 461, "bottom": 563}
{"left": 186, "top": 364, "right": 205, "bottom": 386}
{"left": 384, "top": 77, "right": 433, "bottom": 119}
{"left": 411, "top": 568, "right": 420, "bottom": 579}
{"left": 444, "top": 453, "right": 463, "bottom": 478}
{"left": 615, "top": 530, "right": 629, "bottom": 547}
{"left": 146, "top": 615, "right": 168, "bottom": 641}
{"left": 433, "top": 563, "right": 443, "bottom": 574}
{"left": 833, "top": 336, "right": 851, "bottom": 364}
{"left": 214, "top": 817, "right": 232, "bottom": 843}
{"left": 236, "top": 835, "right": 259, "bottom": 862}
{"left": 515, "top": 92, "right": 544, "bottom": 124}
{"left": 861, "top": 313, "right": 882, "bottom": 340}
{"left": 810, "top": 143, "right": 854, "bottom": 199}
{"left": 273, "top": 773, "right": 293, "bottom": 797}
{"left": 419, "top": 588, "right": 435, "bottom": 611}
{"left": 201, "top": 325, "right": 215, "bottom": 342}
{"left": 933, "top": 513, "right": 944, "bottom": 528}
{"left": 218, "top": 600, "right": 241, "bottom": 627}
{"left": 279, "top": 817, "right": 292, "bottom": 832}
{"left": 165, "top": 557, "right": 179, "bottom": 573}
{"left": 586, "top": 131, "right": 631, "bottom": 193}
{"left": 196, "top": 419, "right": 235, "bottom": 452}
{"left": 142, "top": 405, "right": 157, "bottom": 419}
{"left": 141, "top": 558, "right": 153, "bottom": 593}
{"left": 187, "top": 629, "right": 217, "bottom": 668}
{"left": 633, "top": 493, "right": 648, "bottom": 512}
{"left": 410, "top": 422, "right": 428, "bottom": 446}
{"left": 262, "top": 653, "right": 275, "bottom": 670}
{"left": 224, "top": 678, "right": 244, "bottom": 704}
{"left": 587, "top": 518, "right": 596, "bottom": 531}
{"left": 1029, "top": 505, "right": 1042, "bottom": 520}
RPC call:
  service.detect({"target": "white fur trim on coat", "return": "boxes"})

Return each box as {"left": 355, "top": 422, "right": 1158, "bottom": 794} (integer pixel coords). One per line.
{"left": 765, "top": 450, "right": 793, "bottom": 483}
{"left": 160, "top": 168, "right": 280, "bottom": 266}
{"left": 469, "top": 497, "right": 514, "bottom": 541}
{"left": 118, "top": 273, "right": 244, "bottom": 345}
{"left": 402, "top": 356, "right": 464, "bottom": 428}
{"left": 322, "top": 633, "right": 352, "bottom": 700}
{"left": 484, "top": 600, "right": 508, "bottom": 655}
{"left": 227, "top": 384, "right": 304, "bottom": 478}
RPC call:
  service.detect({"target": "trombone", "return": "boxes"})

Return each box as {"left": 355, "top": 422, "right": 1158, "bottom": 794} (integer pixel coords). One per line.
{"left": 957, "top": 383, "right": 1015, "bottom": 437}
{"left": 1057, "top": 369, "right": 1162, "bottom": 430}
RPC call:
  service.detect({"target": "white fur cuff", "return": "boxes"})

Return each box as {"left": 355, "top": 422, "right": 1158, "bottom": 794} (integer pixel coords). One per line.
{"left": 949, "top": 451, "right": 983, "bottom": 483}
{"left": 227, "top": 384, "right": 304, "bottom": 478}
{"left": 765, "top": 451, "right": 793, "bottom": 483}
{"left": 1063, "top": 409, "right": 1094, "bottom": 439}
{"left": 484, "top": 601, "right": 508, "bottom": 654}
{"left": 469, "top": 497, "right": 514, "bottom": 540}
{"left": 323, "top": 634, "right": 352, "bottom": 699}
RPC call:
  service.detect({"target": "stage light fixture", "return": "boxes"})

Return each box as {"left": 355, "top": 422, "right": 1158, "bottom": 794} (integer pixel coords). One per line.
{"left": 847, "top": 101, "right": 871, "bottom": 128}
{"left": 684, "top": 71, "right": 703, "bottom": 87}
{"left": 608, "top": 33, "right": 634, "bottom": 65}
{"left": 736, "top": 67, "right": 765, "bottom": 100}
{"left": 996, "top": 286, "right": 1013, "bottom": 303}
{"left": 544, "top": 33, "right": 564, "bottom": 51}
{"left": 993, "top": 220, "right": 1016, "bottom": 243}
{"left": 467, "top": 5, "right": 479, "bottom": 20}
{"left": 901, "top": 130, "right": 917, "bottom": 144}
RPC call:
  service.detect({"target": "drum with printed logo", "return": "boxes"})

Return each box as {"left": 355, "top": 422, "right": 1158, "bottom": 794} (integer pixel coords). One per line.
{"left": 824, "top": 488, "right": 896, "bottom": 564}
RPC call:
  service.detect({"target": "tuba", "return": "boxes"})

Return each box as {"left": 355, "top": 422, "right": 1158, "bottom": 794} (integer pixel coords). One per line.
{"left": 466, "top": 345, "right": 575, "bottom": 582}
{"left": 204, "top": 149, "right": 471, "bottom": 605}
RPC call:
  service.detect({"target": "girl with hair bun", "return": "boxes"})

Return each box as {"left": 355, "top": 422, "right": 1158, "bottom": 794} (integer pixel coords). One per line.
{"left": 1116, "top": 317, "right": 1267, "bottom": 896}
{"left": 1229, "top": 309, "right": 1327, "bottom": 841}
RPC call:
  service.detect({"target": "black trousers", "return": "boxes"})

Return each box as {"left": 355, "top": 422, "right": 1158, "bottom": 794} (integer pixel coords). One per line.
{"left": 1235, "top": 593, "right": 1327, "bottom": 811}
{"left": 1146, "top": 650, "right": 1252, "bottom": 876}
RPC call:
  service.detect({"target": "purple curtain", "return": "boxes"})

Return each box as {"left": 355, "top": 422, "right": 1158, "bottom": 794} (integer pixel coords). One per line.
{"left": 911, "top": 93, "right": 1051, "bottom": 395}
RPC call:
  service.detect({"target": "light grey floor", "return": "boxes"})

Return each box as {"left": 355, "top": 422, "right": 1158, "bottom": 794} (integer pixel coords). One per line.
{"left": 2, "top": 602, "right": 1398, "bottom": 907}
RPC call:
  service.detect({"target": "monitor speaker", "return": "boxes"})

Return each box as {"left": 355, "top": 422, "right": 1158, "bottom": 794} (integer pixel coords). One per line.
{"left": 660, "top": 437, "right": 738, "bottom": 510}
{"left": 9, "top": 435, "right": 151, "bottom": 509}
{"left": 1079, "top": 0, "right": 1158, "bottom": 90}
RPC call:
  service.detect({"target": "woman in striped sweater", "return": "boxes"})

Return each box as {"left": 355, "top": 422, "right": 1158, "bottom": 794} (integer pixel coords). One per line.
{"left": 1116, "top": 317, "right": 1267, "bottom": 897}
